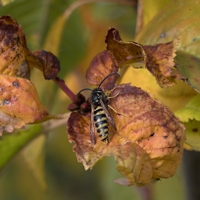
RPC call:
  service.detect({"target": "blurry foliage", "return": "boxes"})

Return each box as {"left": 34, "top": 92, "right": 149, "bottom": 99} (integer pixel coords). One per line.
{"left": 0, "top": 0, "right": 199, "bottom": 200}
{"left": 0, "top": 1, "right": 140, "bottom": 200}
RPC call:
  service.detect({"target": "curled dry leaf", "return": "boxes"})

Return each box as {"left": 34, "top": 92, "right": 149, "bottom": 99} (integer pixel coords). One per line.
{"left": 67, "top": 83, "right": 185, "bottom": 186}
{"left": 86, "top": 50, "right": 118, "bottom": 91}
{"left": 0, "top": 75, "right": 48, "bottom": 135}
{"left": 32, "top": 50, "right": 60, "bottom": 80}
{"left": 105, "top": 27, "right": 146, "bottom": 67}
{"left": 105, "top": 28, "right": 184, "bottom": 88}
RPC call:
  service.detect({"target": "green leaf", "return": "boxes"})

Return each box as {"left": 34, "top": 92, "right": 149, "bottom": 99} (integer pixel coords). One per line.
{"left": 183, "top": 120, "right": 200, "bottom": 151}
{"left": 135, "top": 0, "right": 200, "bottom": 92}
{"left": 175, "top": 95, "right": 200, "bottom": 151}
{"left": 174, "top": 51, "right": 200, "bottom": 93}
{"left": 0, "top": 124, "right": 42, "bottom": 171}
{"left": 21, "top": 135, "right": 47, "bottom": 189}
{"left": 175, "top": 94, "right": 200, "bottom": 122}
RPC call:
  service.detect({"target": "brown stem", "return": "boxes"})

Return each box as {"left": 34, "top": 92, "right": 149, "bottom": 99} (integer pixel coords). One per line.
{"left": 53, "top": 76, "right": 76, "bottom": 102}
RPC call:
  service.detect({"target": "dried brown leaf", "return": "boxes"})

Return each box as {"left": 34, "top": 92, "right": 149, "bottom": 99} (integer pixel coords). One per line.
{"left": 143, "top": 39, "right": 183, "bottom": 87}
{"left": 106, "top": 27, "right": 146, "bottom": 67}
{"left": 67, "top": 83, "right": 185, "bottom": 186}
{"left": 86, "top": 50, "right": 118, "bottom": 91}
{"left": 105, "top": 28, "right": 184, "bottom": 88}
{"left": 32, "top": 50, "right": 60, "bottom": 80}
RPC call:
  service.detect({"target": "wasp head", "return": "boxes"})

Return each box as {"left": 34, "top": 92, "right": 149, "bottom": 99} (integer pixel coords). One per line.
{"left": 91, "top": 88, "right": 107, "bottom": 105}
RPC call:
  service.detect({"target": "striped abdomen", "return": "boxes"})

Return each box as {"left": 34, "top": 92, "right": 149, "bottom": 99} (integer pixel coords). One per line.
{"left": 93, "top": 105, "right": 109, "bottom": 143}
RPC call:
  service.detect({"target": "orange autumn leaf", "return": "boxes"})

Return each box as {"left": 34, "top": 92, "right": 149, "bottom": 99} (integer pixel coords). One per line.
{"left": 67, "top": 83, "right": 185, "bottom": 186}
{"left": 0, "top": 75, "right": 48, "bottom": 135}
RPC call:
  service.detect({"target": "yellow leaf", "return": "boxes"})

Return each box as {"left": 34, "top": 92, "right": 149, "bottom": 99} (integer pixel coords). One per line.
{"left": 135, "top": 0, "right": 200, "bottom": 92}
{"left": 140, "top": 0, "right": 171, "bottom": 28}
{"left": 120, "top": 67, "right": 197, "bottom": 112}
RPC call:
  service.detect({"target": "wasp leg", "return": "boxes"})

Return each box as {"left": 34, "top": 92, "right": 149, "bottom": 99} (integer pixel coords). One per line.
{"left": 107, "top": 90, "right": 121, "bottom": 99}
{"left": 108, "top": 105, "right": 128, "bottom": 117}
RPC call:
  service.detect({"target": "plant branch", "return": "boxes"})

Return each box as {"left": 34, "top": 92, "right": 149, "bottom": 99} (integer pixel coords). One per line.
{"left": 53, "top": 76, "right": 76, "bottom": 102}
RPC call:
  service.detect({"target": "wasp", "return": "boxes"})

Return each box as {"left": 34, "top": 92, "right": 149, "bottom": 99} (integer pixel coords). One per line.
{"left": 78, "top": 72, "right": 120, "bottom": 144}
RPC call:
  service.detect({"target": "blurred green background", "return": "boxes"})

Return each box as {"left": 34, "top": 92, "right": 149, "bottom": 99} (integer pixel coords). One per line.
{"left": 0, "top": 0, "right": 188, "bottom": 199}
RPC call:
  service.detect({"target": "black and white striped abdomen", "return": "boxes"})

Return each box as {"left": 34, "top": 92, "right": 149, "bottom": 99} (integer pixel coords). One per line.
{"left": 93, "top": 105, "right": 109, "bottom": 143}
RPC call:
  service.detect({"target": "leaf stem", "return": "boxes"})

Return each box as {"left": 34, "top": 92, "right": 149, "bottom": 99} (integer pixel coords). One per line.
{"left": 53, "top": 76, "right": 76, "bottom": 101}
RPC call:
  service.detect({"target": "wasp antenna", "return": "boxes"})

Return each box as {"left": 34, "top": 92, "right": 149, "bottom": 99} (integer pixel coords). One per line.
{"left": 98, "top": 72, "right": 120, "bottom": 88}
{"left": 78, "top": 88, "right": 92, "bottom": 94}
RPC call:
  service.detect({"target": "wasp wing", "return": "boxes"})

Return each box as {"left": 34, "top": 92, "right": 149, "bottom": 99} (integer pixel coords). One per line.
{"left": 100, "top": 99, "right": 117, "bottom": 131}
{"left": 90, "top": 104, "right": 96, "bottom": 144}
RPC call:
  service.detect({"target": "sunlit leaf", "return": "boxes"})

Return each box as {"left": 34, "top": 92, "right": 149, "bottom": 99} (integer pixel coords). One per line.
{"left": 67, "top": 83, "right": 185, "bottom": 186}
{"left": 120, "top": 67, "right": 197, "bottom": 112}
{"left": 137, "top": 0, "right": 171, "bottom": 30}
